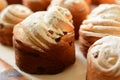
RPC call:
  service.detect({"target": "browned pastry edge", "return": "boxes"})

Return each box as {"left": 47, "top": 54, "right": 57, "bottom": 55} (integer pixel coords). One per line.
{"left": 23, "top": 0, "right": 51, "bottom": 12}
{"left": 92, "top": 0, "right": 115, "bottom": 5}
{"left": 85, "top": 0, "right": 91, "bottom": 5}
{"left": 67, "top": 1, "right": 90, "bottom": 40}
{"left": 13, "top": 31, "right": 75, "bottom": 74}
{"left": 6, "top": 0, "right": 22, "bottom": 4}
{"left": 0, "top": 24, "right": 13, "bottom": 46}
{"left": 79, "top": 30, "right": 101, "bottom": 57}
{"left": 91, "top": 0, "right": 99, "bottom": 5}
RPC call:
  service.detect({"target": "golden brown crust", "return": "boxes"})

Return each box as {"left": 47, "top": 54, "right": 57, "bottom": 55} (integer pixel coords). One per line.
{"left": 13, "top": 33, "right": 75, "bottom": 74}
{"left": 0, "top": 24, "right": 13, "bottom": 46}
{"left": 23, "top": 0, "right": 51, "bottom": 12}
{"left": 6, "top": 0, "right": 22, "bottom": 4}
{"left": 92, "top": 0, "right": 115, "bottom": 5}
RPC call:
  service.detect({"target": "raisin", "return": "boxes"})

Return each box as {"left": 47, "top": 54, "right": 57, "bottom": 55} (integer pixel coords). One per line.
{"left": 55, "top": 37, "right": 61, "bottom": 42}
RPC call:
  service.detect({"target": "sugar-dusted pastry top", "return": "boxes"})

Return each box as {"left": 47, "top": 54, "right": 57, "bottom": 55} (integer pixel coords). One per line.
{"left": 80, "top": 4, "right": 120, "bottom": 37}
{"left": 0, "top": 4, "right": 33, "bottom": 26}
{"left": 88, "top": 36, "right": 120, "bottom": 77}
{"left": 49, "top": 0, "right": 90, "bottom": 39}
{"left": 49, "top": 0, "right": 89, "bottom": 19}
{"left": 14, "top": 6, "right": 74, "bottom": 52}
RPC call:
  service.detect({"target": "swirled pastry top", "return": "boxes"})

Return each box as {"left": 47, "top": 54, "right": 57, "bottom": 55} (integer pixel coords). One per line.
{"left": 14, "top": 6, "right": 74, "bottom": 52}
{"left": 80, "top": 4, "right": 120, "bottom": 37}
{"left": 0, "top": 4, "right": 33, "bottom": 26}
{"left": 88, "top": 36, "right": 120, "bottom": 77}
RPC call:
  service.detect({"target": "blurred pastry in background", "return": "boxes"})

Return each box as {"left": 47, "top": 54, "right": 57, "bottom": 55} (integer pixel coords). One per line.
{"left": 13, "top": 6, "right": 75, "bottom": 74}
{"left": 0, "top": 0, "right": 7, "bottom": 11}
{"left": 92, "top": 0, "right": 115, "bottom": 5}
{"left": 22, "top": 0, "right": 51, "bottom": 12}
{"left": 79, "top": 4, "right": 120, "bottom": 57}
{"left": 115, "top": 0, "right": 120, "bottom": 4}
{"left": 0, "top": 4, "right": 33, "bottom": 46}
{"left": 85, "top": 0, "right": 91, "bottom": 5}
{"left": 48, "top": 0, "right": 90, "bottom": 39}
{"left": 87, "top": 36, "right": 120, "bottom": 80}
{"left": 6, "top": 0, "right": 22, "bottom": 4}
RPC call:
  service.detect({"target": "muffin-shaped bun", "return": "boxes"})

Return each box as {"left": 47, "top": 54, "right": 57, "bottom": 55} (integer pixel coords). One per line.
{"left": 13, "top": 6, "right": 75, "bottom": 74}
{"left": 0, "top": 0, "right": 7, "bottom": 11}
{"left": 92, "top": 0, "right": 115, "bottom": 5}
{"left": 48, "top": 0, "right": 90, "bottom": 39}
{"left": 0, "top": 4, "right": 33, "bottom": 46}
{"left": 87, "top": 36, "right": 120, "bottom": 80}
{"left": 22, "top": 0, "right": 51, "bottom": 12}
{"left": 79, "top": 4, "right": 120, "bottom": 57}
{"left": 6, "top": 0, "right": 22, "bottom": 4}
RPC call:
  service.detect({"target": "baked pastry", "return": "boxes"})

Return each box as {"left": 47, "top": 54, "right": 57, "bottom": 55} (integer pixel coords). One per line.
{"left": 87, "top": 36, "right": 120, "bottom": 80}
{"left": 22, "top": 0, "right": 51, "bottom": 12}
{"left": 13, "top": 6, "right": 75, "bottom": 74}
{"left": 0, "top": 0, "right": 7, "bottom": 11}
{"left": 92, "top": 0, "right": 115, "bottom": 5}
{"left": 6, "top": 0, "right": 22, "bottom": 4}
{"left": 79, "top": 4, "right": 120, "bottom": 57}
{"left": 48, "top": 0, "right": 90, "bottom": 39}
{"left": 0, "top": 4, "right": 33, "bottom": 46}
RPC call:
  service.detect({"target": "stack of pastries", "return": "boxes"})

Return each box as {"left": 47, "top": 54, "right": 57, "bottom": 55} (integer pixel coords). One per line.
{"left": 87, "top": 36, "right": 120, "bottom": 80}
{"left": 48, "top": 0, "right": 90, "bottom": 39}
{"left": 0, "top": 4, "right": 33, "bottom": 46}
{"left": 13, "top": 6, "right": 75, "bottom": 74}
{"left": 79, "top": 4, "right": 120, "bottom": 57}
